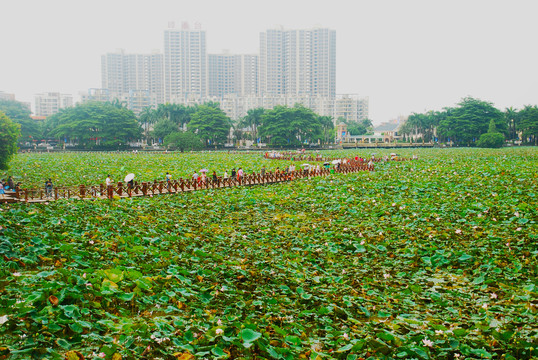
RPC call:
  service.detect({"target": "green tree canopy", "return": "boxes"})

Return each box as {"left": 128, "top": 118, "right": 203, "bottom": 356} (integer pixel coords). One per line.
{"left": 138, "top": 106, "right": 159, "bottom": 143}
{"left": 477, "top": 119, "right": 505, "bottom": 148}
{"left": 517, "top": 105, "right": 538, "bottom": 145}
{"left": 46, "top": 102, "right": 141, "bottom": 149}
{"left": 341, "top": 117, "right": 371, "bottom": 136}
{"left": 0, "top": 99, "right": 41, "bottom": 141}
{"left": 164, "top": 131, "right": 204, "bottom": 152}
{"left": 239, "top": 107, "right": 265, "bottom": 142}
{"left": 319, "top": 115, "right": 335, "bottom": 144}
{"left": 0, "top": 111, "right": 21, "bottom": 170}
{"left": 400, "top": 112, "right": 439, "bottom": 141}
{"left": 437, "top": 97, "right": 504, "bottom": 145}
{"left": 504, "top": 107, "right": 518, "bottom": 141}
{"left": 258, "top": 105, "right": 323, "bottom": 146}
{"left": 152, "top": 118, "right": 180, "bottom": 142}
{"left": 156, "top": 103, "right": 194, "bottom": 127}
{"left": 187, "top": 105, "right": 232, "bottom": 146}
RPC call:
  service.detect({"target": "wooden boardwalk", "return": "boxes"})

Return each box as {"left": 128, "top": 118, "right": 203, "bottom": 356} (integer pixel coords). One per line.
{"left": 1, "top": 161, "right": 379, "bottom": 204}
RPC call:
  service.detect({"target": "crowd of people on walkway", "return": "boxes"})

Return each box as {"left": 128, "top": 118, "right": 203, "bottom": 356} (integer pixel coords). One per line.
{"left": 4, "top": 150, "right": 416, "bottom": 203}
{"left": 0, "top": 177, "right": 17, "bottom": 199}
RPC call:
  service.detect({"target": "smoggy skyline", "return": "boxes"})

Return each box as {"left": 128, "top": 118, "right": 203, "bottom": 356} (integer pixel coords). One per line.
{"left": 1, "top": 0, "right": 537, "bottom": 123}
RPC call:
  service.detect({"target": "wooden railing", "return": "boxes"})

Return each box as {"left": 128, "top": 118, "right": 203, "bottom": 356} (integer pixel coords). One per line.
{"left": 12, "top": 163, "right": 374, "bottom": 203}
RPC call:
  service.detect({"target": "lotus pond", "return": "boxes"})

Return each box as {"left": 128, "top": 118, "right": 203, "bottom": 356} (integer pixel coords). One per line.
{"left": 0, "top": 148, "right": 537, "bottom": 360}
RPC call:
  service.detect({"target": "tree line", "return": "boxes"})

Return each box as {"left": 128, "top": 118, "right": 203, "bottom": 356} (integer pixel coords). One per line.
{"left": 399, "top": 97, "right": 538, "bottom": 146}
{"left": 146, "top": 102, "right": 335, "bottom": 150}
{"left": 0, "top": 99, "right": 335, "bottom": 153}
{"left": 2, "top": 95, "right": 538, "bottom": 169}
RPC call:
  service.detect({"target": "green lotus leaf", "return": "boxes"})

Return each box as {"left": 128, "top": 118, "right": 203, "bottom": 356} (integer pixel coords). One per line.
{"left": 336, "top": 343, "right": 353, "bottom": 352}
{"left": 285, "top": 335, "right": 302, "bottom": 346}
{"left": 240, "top": 328, "right": 262, "bottom": 343}
{"left": 211, "top": 346, "right": 229, "bottom": 358}
{"left": 69, "top": 322, "right": 84, "bottom": 333}
{"left": 458, "top": 254, "right": 473, "bottom": 262}
{"left": 56, "top": 338, "right": 71, "bottom": 350}
{"left": 117, "top": 292, "right": 135, "bottom": 301}
{"left": 104, "top": 269, "right": 124, "bottom": 283}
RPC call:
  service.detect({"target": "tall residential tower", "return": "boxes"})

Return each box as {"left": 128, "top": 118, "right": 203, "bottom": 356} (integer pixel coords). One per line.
{"left": 164, "top": 22, "right": 207, "bottom": 102}
{"left": 101, "top": 50, "right": 164, "bottom": 106}
{"left": 207, "top": 53, "right": 259, "bottom": 97}
{"left": 259, "top": 27, "right": 336, "bottom": 98}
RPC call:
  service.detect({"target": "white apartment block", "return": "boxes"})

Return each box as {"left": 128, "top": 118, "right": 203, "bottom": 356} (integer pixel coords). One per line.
{"left": 211, "top": 94, "right": 367, "bottom": 124}
{"left": 208, "top": 53, "right": 259, "bottom": 97}
{"left": 0, "top": 91, "right": 16, "bottom": 101}
{"left": 128, "top": 90, "right": 154, "bottom": 115}
{"left": 164, "top": 22, "right": 206, "bottom": 102}
{"left": 34, "top": 92, "right": 73, "bottom": 117}
{"left": 80, "top": 88, "right": 111, "bottom": 103}
{"left": 241, "top": 55, "right": 259, "bottom": 96}
{"left": 334, "top": 95, "right": 370, "bottom": 124}
{"left": 93, "top": 24, "right": 372, "bottom": 126}
{"left": 208, "top": 53, "right": 241, "bottom": 97}
{"left": 101, "top": 50, "right": 164, "bottom": 105}
{"left": 259, "top": 27, "right": 336, "bottom": 98}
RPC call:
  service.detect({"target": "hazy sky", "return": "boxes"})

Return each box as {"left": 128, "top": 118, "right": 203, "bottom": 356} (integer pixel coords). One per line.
{"left": 1, "top": 0, "right": 537, "bottom": 123}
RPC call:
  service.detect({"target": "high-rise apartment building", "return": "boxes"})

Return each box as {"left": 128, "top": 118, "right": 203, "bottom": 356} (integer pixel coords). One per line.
{"left": 164, "top": 22, "right": 207, "bottom": 102}
{"left": 259, "top": 27, "right": 336, "bottom": 98}
{"left": 34, "top": 92, "right": 73, "bottom": 117}
{"left": 208, "top": 53, "right": 241, "bottom": 98}
{"left": 241, "top": 55, "right": 259, "bottom": 96}
{"left": 94, "top": 24, "right": 365, "bottom": 124}
{"left": 208, "top": 53, "right": 259, "bottom": 98}
{"left": 101, "top": 50, "right": 164, "bottom": 105}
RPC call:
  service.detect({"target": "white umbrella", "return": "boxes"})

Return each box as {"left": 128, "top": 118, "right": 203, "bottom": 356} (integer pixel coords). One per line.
{"left": 124, "top": 173, "right": 135, "bottom": 182}
{"left": 301, "top": 163, "right": 311, "bottom": 167}
{"left": 199, "top": 169, "right": 209, "bottom": 173}
{"left": 331, "top": 159, "right": 341, "bottom": 164}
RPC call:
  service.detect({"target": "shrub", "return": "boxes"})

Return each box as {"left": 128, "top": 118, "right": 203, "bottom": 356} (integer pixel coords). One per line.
{"left": 476, "top": 132, "right": 505, "bottom": 148}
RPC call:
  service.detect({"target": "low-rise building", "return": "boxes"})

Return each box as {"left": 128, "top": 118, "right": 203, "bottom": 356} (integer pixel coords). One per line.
{"left": 34, "top": 92, "right": 73, "bottom": 117}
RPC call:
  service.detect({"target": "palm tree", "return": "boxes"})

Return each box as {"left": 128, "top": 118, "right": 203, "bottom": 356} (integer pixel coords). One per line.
{"left": 109, "top": 98, "right": 127, "bottom": 109}
{"left": 156, "top": 103, "right": 194, "bottom": 130}
{"left": 138, "top": 107, "right": 158, "bottom": 144}
{"left": 239, "top": 107, "right": 265, "bottom": 143}
{"left": 319, "top": 115, "right": 334, "bottom": 145}
{"left": 505, "top": 107, "right": 518, "bottom": 141}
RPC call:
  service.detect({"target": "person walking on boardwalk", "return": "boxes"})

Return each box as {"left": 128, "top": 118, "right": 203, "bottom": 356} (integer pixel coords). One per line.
{"left": 105, "top": 175, "right": 113, "bottom": 198}
{"left": 0, "top": 181, "right": 5, "bottom": 199}
{"left": 45, "top": 179, "right": 53, "bottom": 198}
{"left": 166, "top": 172, "right": 172, "bottom": 190}
{"left": 231, "top": 168, "right": 236, "bottom": 181}
{"left": 212, "top": 170, "right": 218, "bottom": 183}
{"left": 7, "top": 176, "right": 14, "bottom": 191}
{"left": 237, "top": 168, "right": 244, "bottom": 184}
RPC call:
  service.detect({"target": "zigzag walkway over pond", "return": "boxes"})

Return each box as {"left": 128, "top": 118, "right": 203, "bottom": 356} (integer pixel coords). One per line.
{"left": 1, "top": 157, "right": 410, "bottom": 204}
